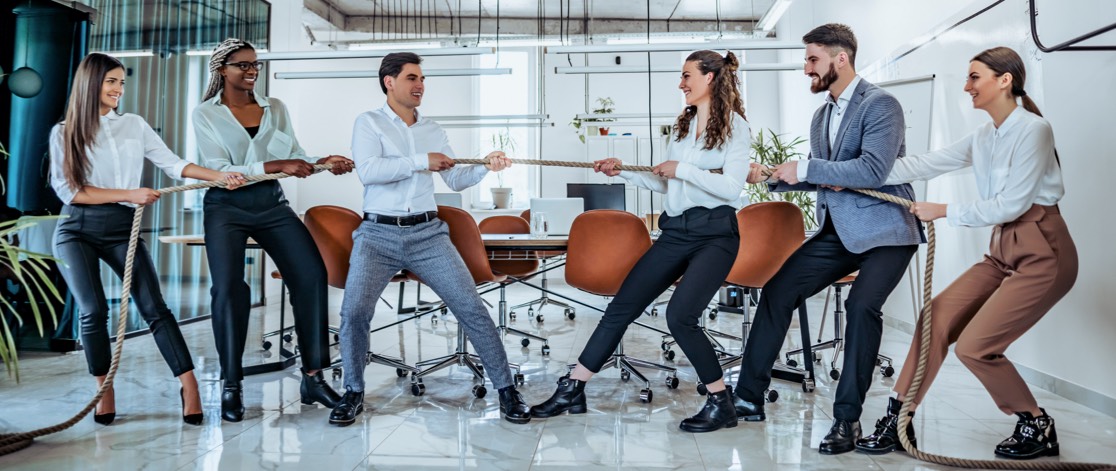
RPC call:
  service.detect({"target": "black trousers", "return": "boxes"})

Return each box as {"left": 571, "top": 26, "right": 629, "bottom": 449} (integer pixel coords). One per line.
{"left": 734, "top": 217, "right": 917, "bottom": 420}
{"left": 204, "top": 181, "right": 330, "bottom": 382}
{"left": 578, "top": 205, "right": 739, "bottom": 384}
{"left": 54, "top": 204, "right": 194, "bottom": 377}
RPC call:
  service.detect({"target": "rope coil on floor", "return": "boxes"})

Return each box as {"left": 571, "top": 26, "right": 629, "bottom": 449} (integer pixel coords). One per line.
{"left": 0, "top": 164, "right": 335, "bottom": 457}
{"left": 1, "top": 157, "right": 1111, "bottom": 469}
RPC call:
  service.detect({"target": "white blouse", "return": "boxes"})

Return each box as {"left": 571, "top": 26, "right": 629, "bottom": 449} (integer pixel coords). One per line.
{"left": 885, "top": 107, "right": 1063, "bottom": 227}
{"left": 192, "top": 93, "right": 316, "bottom": 176}
{"left": 618, "top": 113, "right": 750, "bottom": 217}
{"left": 49, "top": 112, "right": 189, "bottom": 206}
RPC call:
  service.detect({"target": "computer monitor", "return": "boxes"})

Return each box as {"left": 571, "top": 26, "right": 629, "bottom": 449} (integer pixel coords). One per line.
{"left": 433, "top": 192, "right": 463, "bottom": 209}
{"left": 567, "top": 183, "right": 626, "bottom": 211}
{"left": 529, "top": 198, "right": 584, "bottom": 236}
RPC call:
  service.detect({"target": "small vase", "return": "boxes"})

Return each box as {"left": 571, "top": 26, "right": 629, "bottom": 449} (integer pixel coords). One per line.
{"left": 599, "top": 127, "right": 610, "bottom": 136}
{"left": 490, "top": 188, "right": 513, "bottom": 209}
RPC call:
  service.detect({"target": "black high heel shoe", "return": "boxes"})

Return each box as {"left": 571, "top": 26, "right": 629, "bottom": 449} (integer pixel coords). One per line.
{"left": 94, "top": 390, "right": 115, "bottom": 425}
{"left": 181, "top": 387, "right": 203, "bottom": 426}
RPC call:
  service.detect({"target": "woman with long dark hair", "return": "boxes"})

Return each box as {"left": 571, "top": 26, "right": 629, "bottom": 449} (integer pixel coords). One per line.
{"left": 529, "top": 50, "right": 751, "bottom": 433}
{"left": 49, "top": 52, "right": 245, "bottom": 426}
{"left": 856, "top": 47, "right": 1075, "bottom": 460}
{"left": 192, "top": 38, "right": 354, "bottom": 422}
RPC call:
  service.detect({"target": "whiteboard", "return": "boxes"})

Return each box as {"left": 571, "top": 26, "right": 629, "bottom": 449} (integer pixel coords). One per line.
{"left": 877, "top": 74, "right": 935, "bottom": 200}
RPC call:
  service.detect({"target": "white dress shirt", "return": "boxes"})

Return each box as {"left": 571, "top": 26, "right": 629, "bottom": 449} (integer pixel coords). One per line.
{"left": 885, "top": 107, "right": 1063, "bottom": 227}
{"left": 192, "top": 92, "right": 316, "bottom": 176}
{"left": 351, "top": 103, "right": 488, "bottom": 216}
{"left": 799, "top": 75, "right": 862, "bottom": 182}
{"left": 618, "top": 113, "right": 750, "bottom": 217}
{"left": 49, "top": 112, "right": 190, "bottom": 206}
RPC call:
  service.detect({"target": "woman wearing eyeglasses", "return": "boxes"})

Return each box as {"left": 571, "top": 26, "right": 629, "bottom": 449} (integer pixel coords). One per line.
{"left": 192, "top": 38, "right": 355, "bottom": 422}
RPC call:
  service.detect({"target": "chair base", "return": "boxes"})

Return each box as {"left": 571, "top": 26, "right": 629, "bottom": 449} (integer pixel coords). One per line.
{"left": 567, "top": 343, "right": 680, "bottom": 403}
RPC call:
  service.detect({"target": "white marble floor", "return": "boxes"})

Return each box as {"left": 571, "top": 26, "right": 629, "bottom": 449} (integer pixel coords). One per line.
{"left": 2, "top": 276, "right": 1115, "bottom": 470}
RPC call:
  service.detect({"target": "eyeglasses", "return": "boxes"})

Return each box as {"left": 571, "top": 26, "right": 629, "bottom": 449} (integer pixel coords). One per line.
{"left": 225, "top": 61, "right": 264, "bottom": 71}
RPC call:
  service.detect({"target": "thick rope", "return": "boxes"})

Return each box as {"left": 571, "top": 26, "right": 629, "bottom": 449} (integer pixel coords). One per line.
{"left": 453, "top": 158, "right": 724, "bottom": 174}
{"left": 0, "top": 164, "right": 334, "bottom": 456}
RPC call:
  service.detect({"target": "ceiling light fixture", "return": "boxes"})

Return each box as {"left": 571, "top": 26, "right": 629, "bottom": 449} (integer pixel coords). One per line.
{"left": 554, "top": 63, "right": 802, "bottom": 74}
{"left": 756, "top": 0, "right": 794, "bottom": 32}
{"left": 545, "top": 40, "right": 803, "bottom": 54}
{"left": 258, "top": 48, "right": 495, "bottom": 61}
{"left": 273, "top": 68, "right": 513, "bottom": 80}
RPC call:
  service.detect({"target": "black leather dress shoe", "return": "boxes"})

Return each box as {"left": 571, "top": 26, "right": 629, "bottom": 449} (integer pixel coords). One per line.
{"left": 329, "top": 391, "right": 364, "bottom": 427}
{"left": 679, "top": 388, "right": 738, "bottom": 433}
{"left": 856, "top": 398, "right": 916, "bottom": 454}
{"left": 819, "top": 419, "right": 861, "bottom": 455}
{"left": 301, "top": 371, "right": 342, "bottom": 408}
{"left": 731, "top": 387, "right": 766, "bottom": 422}
{"left": 221, "top": 381, "right": 245, "bottom": 422}
{"left": 994, "top": 409, "right": 1059, "bottom": 459}
{"left": 498, "top": 387, "right": 531, "bottom": 424}
{"left": 529, "top": 376, "right": 587, "bottom": 418}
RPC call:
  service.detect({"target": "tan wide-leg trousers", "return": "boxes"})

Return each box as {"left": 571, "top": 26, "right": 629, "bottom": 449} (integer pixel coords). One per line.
{"left": 893, "top": 204, "right": 1077, "bottom": 414}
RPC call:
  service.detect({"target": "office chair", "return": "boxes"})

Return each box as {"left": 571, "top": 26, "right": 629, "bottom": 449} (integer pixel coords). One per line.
{"left": 477, "top": 215, "right": 551, "bottom": 354}
{"left": 507, "top": 209, "right": 576, "bottom": 322}
{"left": 409, "top": 206, "right": 526, "bottom": 397}
{"left": 302, "top": 206, "right": 420, "bottom": 382}
{"left": 564, "top": 209, "right": 679, "bottom": 403}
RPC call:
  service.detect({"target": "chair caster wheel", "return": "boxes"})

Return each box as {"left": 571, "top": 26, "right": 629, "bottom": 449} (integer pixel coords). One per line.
{"left": 541, "top": 345, "right": 551, "bottom": 356}
{"left": 472, "top": 385, "right": 487, "bottom": 399}
{"left": 786, "top": 359, "right": 798, "bottom": 368}
{"left": 708, "top": 310, "right": 717, "bottom": 320}
{"left": 802, "top": 379, "right": 815, "bottom": 393}
{"left": 527, "top": 308, "right": 534, "bottom": 318}
{"left": 660, "top": 342, "right": 669, "bottom": 352}
{"left": 514, "top": 373, "right": 525, "bottom": 387}
{"left": 565, "top": 309, "right": 575, "bottom": 320}
{"left": 664, "top": 350, "right": 676, "bottom": 361}
{"left": 650, "top": 308, "right": 659, "bottom": 317}
{"left": 333, "top": 333, "right": 340, "bottom": 342}
{"left": 521, "top": 338, "right": 530, "bottom": 348}
{"left": 536, "top": 314, "right": 544, "bottom": 323}
{"left": 766, "top": 389, "right": 779, "bottom": 403}
{"left": 665, "top": 376, "right": 679, "bottom": 389}
{"left": 396, "top": 368, "right": 408, "bottom": 378}
{"left": 829, "top": 369, "right": 841, "bottom": 381}
{"left": 639, "top": 388, "right": 653, "bottom": 403}
{"left": 509, "top": 312, "right": 517, "bottom": 321}
{"left": 620, "top": 370, "right": 631, "bottom": 382}
{"left": 814, "top": 354, "right": 822, "bottom": 364}
{"left": 332, "top": 368, "right": 343, "bottom": 380}
{"left": 696, "top": 383, "right": 708, "bottom": 396}
{"left": 440, "top": 307, "right": 448, "bottom": 315}
{"left": 411, "top": 382, "right": 426, "bottom": 396}
{"left": 262, "top": 340, "right": 273, "bottom": 351}
{"left": 881, "top": 365, "right": 895, "bottom": 377}
{"left": 282, "top": 334, "right": 293, "bottom": 343}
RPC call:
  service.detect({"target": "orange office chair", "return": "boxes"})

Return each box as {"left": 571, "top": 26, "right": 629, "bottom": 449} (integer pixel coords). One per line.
{"left": 303, "top": 205, "right": 419, "bottom": 381}
{"left": 564, "top": 210, "right": 678, "bottom": 402}
{"left": 477, "top": 215, "right": 550, "bottom": 352}
{"left": 408, "top": 206, "right": 526, "bottom": 398}
{"left": 702, "top": 201, "right": 814, "bottom": 400}
{"left": 506, "top": 209, "right": 576, "bottom": 322}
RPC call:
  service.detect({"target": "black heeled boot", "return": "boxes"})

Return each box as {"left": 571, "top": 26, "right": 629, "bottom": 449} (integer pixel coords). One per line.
{"left": 994, "top": 409, "right": 1059, "bottom": 459}
{"left": 529, "top": 376, "right": 587, "bottom": 418}
{"left": 300, "top": 370, "right": 341, "bottom": 408}
{"left": 498, "top": 386, "right": 531, "bottom": 424}
{"left": 856, "top": 397, "right": 916, "bottom": 454}
{"left": 730, "top": 385, "right": 766, "bottom": 422}
{"left": 221, "top": 381, "right": 245, "bottom": 422}
{"left": 679, "top": 387, "right": 738, "bottom": 433}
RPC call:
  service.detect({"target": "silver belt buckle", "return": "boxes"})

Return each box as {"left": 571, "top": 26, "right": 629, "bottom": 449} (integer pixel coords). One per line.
{"left": 396, "top": 216, "right": 411, "bottom": 227}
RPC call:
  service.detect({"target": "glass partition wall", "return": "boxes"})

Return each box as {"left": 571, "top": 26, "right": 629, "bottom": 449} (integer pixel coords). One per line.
{"left": 85, "top": 0, "right": 270, "bottom": 335}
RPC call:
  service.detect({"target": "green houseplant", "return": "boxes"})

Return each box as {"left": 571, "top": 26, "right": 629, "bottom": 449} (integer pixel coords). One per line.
{"left": 0, "top": 141, "right": 64, "bottom": 381}
{"left": 488, "top": 129, "right": 517, "bottom": 208}
{"left": 747, "top": 129, "right": 817, "bottom": 231}
{"left": 569, "top": 97, "right": 615, "bottom": 143}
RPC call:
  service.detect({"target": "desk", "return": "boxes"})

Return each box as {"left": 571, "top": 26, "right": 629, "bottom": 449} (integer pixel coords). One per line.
{"left": 481, "top": 234, "right": 568, "bottom": 254}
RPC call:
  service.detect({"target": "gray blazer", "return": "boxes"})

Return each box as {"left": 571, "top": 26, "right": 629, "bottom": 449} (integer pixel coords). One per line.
{"left": 772, "top": 79, "right": 925, "bottom": 253}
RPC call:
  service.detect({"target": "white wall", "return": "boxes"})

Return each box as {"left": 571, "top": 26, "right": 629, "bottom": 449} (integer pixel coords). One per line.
{"left": 778, "top": 0, "right": 1116, "bottom": 401}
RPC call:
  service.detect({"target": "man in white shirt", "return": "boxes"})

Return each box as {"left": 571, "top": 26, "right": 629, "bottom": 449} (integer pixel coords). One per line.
{"left": 329, "top": 52, "right": 530, "bottom": 426}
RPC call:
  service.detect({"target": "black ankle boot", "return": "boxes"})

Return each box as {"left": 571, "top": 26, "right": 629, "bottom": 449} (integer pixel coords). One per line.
{"left": 994, "top": 409, "right": 1059, "bottom": 459}
{"left": 819, "top": 419, "right": 861, "bottom": 455}
{"left": 529, "top": 376, "right": 587, "bottom": 418}
{"left": 329, "top": 390, "right": 364, "bottom": 427}
{"left": 301, "top": 370, "right": 341, "bottom": 408}
{"left": 498, "top": 386, "right": 531, "bottom": 424}
{"left": 679, "top": 388, "right": 738, "bottom": 433}
{"left": 729, "top": 385, "right": 765, "bottom": 422}
{"left": 856, "top": 397, "right": 916, "bottom": 454}
{"left": 221, "top": 381, "right": 245, "bottom": 422}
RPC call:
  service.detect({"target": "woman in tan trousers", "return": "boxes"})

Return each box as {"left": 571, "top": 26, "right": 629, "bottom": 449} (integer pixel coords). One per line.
{"left": 852, "top": 47, "right": 1076, "bottom": 460}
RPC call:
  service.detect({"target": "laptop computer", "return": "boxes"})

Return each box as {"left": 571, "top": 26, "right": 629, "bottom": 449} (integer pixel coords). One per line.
{"left": 433, "top": 192, "right": 463, "bottom": 209}
{"left": 529, "top": 198, "right": 584, "bottom": 236}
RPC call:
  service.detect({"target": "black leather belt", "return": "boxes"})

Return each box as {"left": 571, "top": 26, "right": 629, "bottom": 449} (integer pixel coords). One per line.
{"left": 364, "top": 211, "right": 439, "bottom": 227}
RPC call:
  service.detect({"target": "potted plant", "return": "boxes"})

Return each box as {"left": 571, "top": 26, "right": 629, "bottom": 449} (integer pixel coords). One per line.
{"left": 569, "top": 97, "right": 616, "bottom": 143}
{"left": 488, "top": 129, "right": 516, "bottom": 209}
{"left": 746, "top": 129, "right": 817, "bottom": 231}
{"left": 0, "top": 140, "right": 63, "bottom": 381}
